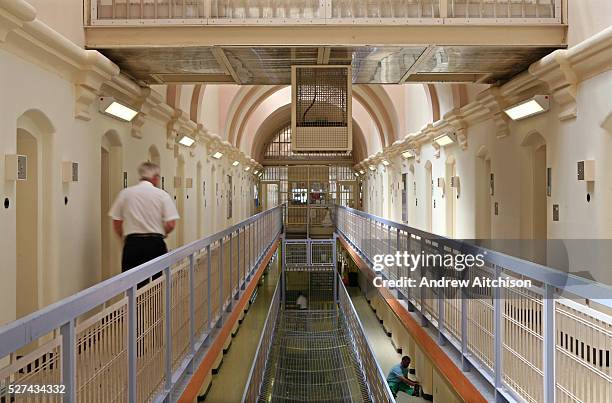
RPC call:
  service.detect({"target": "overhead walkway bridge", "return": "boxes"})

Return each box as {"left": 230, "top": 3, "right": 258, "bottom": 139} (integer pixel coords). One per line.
{"left": 1, "top": 204, "right": 611, "bottom": 402}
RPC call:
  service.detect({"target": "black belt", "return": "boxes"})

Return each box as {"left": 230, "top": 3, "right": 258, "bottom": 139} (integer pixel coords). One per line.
{"left": 126, "top": 233, "right": 164, "bottom": 239}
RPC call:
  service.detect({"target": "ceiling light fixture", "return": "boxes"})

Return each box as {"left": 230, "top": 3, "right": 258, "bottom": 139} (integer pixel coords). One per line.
{"left": 99, "top": 97, "right": 139, "bottom": 122}
{"left": 434, "top": 133, "right": 457, "bottom": 147}
{"left": 212, "top": 151, "right": 223, "bottom": 159}
{"left": 178, "top": 136, "right": 195, "bottom": 147}
{"left": 504, "top": 95, "right": 550, "bottom": 120}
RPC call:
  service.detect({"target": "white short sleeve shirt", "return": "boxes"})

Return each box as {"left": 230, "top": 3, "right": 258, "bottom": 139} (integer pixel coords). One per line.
{"left": 109, "top": 181, "right": 180, "bottom": 236}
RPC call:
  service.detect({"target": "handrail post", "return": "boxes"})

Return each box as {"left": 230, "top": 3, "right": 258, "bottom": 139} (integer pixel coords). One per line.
{"left": 493, "top": 264, "right": 504, "bottom": 402}
{"left": 164, "top": 266, "right": 172, "bottom": 391}
{"left": 127, "top": 286, "right": 137, "bottom": 403}
{"left": 543, "top": 284, "right": 556, "bottom": 403}
{"left": 188, "top": 253, "right": 195, "bottom": 371}
{"left": 60, "top": 319, "right": 76, "bottom": 403}
{"left": 420, "top": 237, "right": 427, "bottom": 327}
{"left": 218, "top": 238, "right": 224, "bottom": 327}
{"left": 461, "top": 273, "right": 470, "bottom": 371}
{"left": 206, "top": 244, "right": 212, "bottom": 334}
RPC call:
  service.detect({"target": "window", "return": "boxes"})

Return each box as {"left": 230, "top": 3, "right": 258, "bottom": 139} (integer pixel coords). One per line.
{"left": 263, "top": 124, "right": 351, "bottom": 160}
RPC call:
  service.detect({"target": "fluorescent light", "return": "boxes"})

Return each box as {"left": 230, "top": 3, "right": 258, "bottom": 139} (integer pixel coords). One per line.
{"left": 402, "top": 150, "right": 415, "bottom": 159}
{"left": 434, "top": 133, "right": 456, "bottom": 147}
{"left": 100, "top": 97, "right": 138, "bottom": 122}
{"left": 369, "top": 166, "right": 376, "bottom": 171}
{"left": 382, "top": 160, "right": 390, "bottom": 166}
{"left": 253, "top": 170, "right": 259, "bottom": 175}
{"left": 504, "top": 95, "right": 550, "bottom": 120}
{"left": 232, "top": 160, "right": 240, "bottom": 166}
{"left": 212, "top": 152, "right": 223, "bottom": 159}
{"left": 244, "top": 166, "right": 250, "bottom": 172}
{"left": 359, "top": 170, "right": 365, "bottom": 175}
{"left": 178, "top": 136, "right": 195, "bottom": 147}
{"left": 354, "top": 172, "right": 359, "bottom": 177}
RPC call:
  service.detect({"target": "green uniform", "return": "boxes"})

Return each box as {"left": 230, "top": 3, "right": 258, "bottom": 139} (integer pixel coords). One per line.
{"left": 386, "top": 363, "right": 414, "bottom": 397}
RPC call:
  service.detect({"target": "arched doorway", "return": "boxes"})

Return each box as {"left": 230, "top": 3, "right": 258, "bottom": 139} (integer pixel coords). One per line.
{"left": 197, "top": 162, "right": 203, "bottom": 238}
{"left": 425, "top": 161, "right": 433, "bottom": 232}
{"left": 15, "top": 110, "right": 54, "bottom": 320}
{"left": 476, "top": 146, "right": 492, "bottom": 241}
{"left": 101, "top": 130, "right": 123, "bottom": 281}
{"left": 521, "top": 131, "right": 547, "bottom": 263}
{"left": 408, "top": 164, "right": 416, "bottom": 226}
{"left": 176, "top": 155, "right": 185, "bottom": 247}
{"left": 445, "top": 156, "right": 457, "bottom": 238}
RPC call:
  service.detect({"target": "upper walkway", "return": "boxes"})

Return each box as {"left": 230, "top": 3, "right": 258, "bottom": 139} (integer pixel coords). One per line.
{"left": 84, "top": 1, "right": 568, "bottom": 85}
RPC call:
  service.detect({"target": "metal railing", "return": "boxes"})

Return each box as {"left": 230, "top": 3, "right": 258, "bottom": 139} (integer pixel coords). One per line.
{"left": 335, "top": 205, "right": 612, "bottom": 403}
{"left": 242, "top": 279, "right": 281, "bottom": 403}
{"left": 338, "top": 275, "right": 396, "bottom": 403}
{"left": 0, "top": 205, "right": 283, "bottom": 403}
{"left": 88, "top": 0, "right": 563, "bottom": 25}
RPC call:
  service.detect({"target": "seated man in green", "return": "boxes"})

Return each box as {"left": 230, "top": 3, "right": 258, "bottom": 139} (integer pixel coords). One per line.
{"left": 386, "top": 356, "right": 420, "bottom": 398}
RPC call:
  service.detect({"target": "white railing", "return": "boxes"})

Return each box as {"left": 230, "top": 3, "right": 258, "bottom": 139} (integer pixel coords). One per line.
{"left": 338, "top": 274, "right": 396, "bottom": 403}
{"left": 241, "top": 279, "right": 281, "bottom": 403}
{"left": 0, "top": 205, "right": 283, "bottom": 403}
{"left": 335, "top": 205, "right": 612, "bottom": 403}
{"left": 88, "top": 0, "right": 563, "bottom": 25}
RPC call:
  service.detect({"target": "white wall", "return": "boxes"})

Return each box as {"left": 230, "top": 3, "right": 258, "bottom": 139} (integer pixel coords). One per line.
{"left": 0, "top": 47, "right": 258, "bottom": 326}
{"left": 362, "top": 69, "right": 612, "bottom": 286}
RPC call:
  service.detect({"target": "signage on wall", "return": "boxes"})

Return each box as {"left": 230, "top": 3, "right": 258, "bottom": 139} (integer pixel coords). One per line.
{"left": 123, "top": 172, "right": 128, "bottom": 188}
{"left": 547, "top": 167, "right": 552, "bottom": 196}
{"left": 490, "top": 173, "right": 495, "bottom": 196}
{"left": 161, "top": 176, "right": 165, "bottom": 190}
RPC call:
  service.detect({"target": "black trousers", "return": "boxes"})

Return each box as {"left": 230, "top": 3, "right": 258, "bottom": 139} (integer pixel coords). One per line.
{"left": 122, "top": 234, "right": 167, "bottom": 287}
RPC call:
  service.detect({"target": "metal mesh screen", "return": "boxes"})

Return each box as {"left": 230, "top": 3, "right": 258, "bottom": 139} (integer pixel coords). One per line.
{"left": 293, "top": 66, "right": 352, "bottom": 151}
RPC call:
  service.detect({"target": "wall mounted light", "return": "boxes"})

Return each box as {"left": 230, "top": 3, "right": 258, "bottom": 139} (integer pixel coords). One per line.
{"left": 244, "top": 166, "right": 250, "bottom": 172}
{"left": 178, "top": 135, "right": 195, "bottom": 147}
{"left": 212, "top": 151, "right": 223, "bottom": 159}
{"left": 359, "top": 169, "right": 365, "bottom": 175}
{"left": 99, "top": 97, "right": 138, "bottom": 122}
{"left": 504, "top": 95, "right": 550, "bottom": 121}
{"left": 232, "top": 160, "right": 240, "bottom": 166}
{"left": 253, "top": 170, "right": 259, "bottom": 175}
{"left": 401, "top": 150, "right": 415, "bottom": 159}
{"left": 382, "top": 160, "right": 390, "bottom": 166}
{"left": 369, "top": 166, "right": 376, "bottom": 171}
{"left": 434, "top": 133, "right": 457, "bottom": 147}
{"left": 354, "top": 172, "right": 359, "bottom": 177}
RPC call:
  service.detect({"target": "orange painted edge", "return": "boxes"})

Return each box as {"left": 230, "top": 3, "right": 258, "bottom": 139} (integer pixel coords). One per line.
{"left": 339, "top": 236, "right": 487, "bottom": 403}
{"left": 178, "top": 237, "right": 280, "bottom": 403}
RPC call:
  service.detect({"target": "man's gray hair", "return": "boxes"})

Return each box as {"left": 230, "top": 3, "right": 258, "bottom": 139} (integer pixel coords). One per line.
{"left": 138, "top": 162, "right": 161, "bottom": 180}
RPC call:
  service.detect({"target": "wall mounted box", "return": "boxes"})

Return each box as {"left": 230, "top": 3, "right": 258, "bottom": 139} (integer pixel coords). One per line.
{"left": 450, "top": 176, "right": 460, "bottom": 188}
{"left": 185, "top": 178, "right": 193, "bottom": 188}
{"left": 437, "top": 177, "right": 445, "bottom": 188}
{"left": 62, "top": 161, "right": 78, "bottom": 182}
{"left": 5, "top": 154, "right": 27, "bottom": 181}
{"left": 577, "top": 160, "right": 595, "bottom": 181}
{"left": 174, "top": 176, "right": 182, "bottom": 188}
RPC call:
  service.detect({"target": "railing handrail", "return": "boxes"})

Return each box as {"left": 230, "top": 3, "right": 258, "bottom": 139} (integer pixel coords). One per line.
{"left": 337, "top": 274, "right": 396, "bottom": 403}
{"left": 241, "top": 279, "right": 280, "bottom": 403}
{"left": 87, "top": 0, "right": 564, "bottom": 25}
{"left": 335, "top": 205, "right": 612, "bottom": 307}
{"left": 0, "top": 205, "right": 283, "bottom": 359}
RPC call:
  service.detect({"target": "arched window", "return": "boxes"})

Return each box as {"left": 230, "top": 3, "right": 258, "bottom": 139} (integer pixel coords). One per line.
{"left": 264, "top": 124, "right": 351, "bottom": 160}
